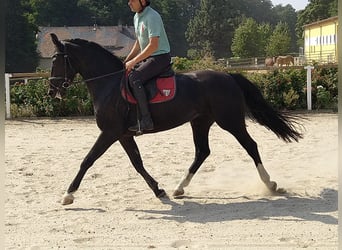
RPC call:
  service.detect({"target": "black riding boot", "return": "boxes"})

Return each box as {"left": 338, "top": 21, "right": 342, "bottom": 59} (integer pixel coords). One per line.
{"left": 129, "top": 81, "right": 154, "bottom": 132}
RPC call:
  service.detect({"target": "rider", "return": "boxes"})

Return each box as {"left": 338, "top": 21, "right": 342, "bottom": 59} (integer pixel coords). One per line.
{"left": 124, "top": 0, "right": 171, "bottom": 132}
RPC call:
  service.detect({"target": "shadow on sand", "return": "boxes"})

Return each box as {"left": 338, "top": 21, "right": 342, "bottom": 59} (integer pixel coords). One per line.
{"left": 126, "top": 188, "right": 337, "bottom": 225}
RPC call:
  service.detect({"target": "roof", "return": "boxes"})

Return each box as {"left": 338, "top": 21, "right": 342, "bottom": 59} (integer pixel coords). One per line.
{"left": 37, "top": 26, "right": 136, "bottom": 58}
{"left": 303, "top": 16, "right": 338, "bottom": 28}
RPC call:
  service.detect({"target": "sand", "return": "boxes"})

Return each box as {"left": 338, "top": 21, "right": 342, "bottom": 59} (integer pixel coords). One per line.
{"left": 5, "top": 113, "right": 338, "bottom": 249}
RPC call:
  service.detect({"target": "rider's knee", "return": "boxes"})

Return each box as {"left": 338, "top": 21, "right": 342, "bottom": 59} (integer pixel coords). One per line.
{"left": 128, "top": 72, "right": 142, "bottom": 88}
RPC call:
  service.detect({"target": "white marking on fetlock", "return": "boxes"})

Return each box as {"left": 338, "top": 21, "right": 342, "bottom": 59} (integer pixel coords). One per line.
{"left": 61, "top": 192, "right": 75, "bottom": 205}
{"left": 174, "top": 171, "right": 194, "bottom": 196}
{"left": 256, "top": 163, "right": 277, "bottom": 191}
{"left": 257, "top": 163, "right": 270, "bottom": 183}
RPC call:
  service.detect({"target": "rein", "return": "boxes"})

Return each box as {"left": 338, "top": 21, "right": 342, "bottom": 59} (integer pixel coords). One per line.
{"left": 83, "top": 69, "right": 126, "bottom": 83}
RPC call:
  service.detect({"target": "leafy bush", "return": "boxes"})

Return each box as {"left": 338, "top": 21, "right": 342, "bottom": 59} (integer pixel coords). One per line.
{"left": 10, "top": 77, "right": 93, "bottom": 117}
{"left": 311, "top": 67, "right": 338, "bottom": 110}
{"left": 9, "top": 64, "right": 338, "bottom": 118}
{"left": 172, "top": 57, "right": 195, "bottom": 72}
{"left": 246, "top": 69, "right": 307, "bottom": 110}
{"left": 248, "top": 67, "right": 338, "bottom": 110}
{"left": 316, "top": 85, "right": 331, "bottom": 109}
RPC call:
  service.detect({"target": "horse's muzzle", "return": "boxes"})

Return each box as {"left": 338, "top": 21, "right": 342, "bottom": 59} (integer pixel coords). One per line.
{"left": 48, "top": 87, "right": 63, "bottom": 100}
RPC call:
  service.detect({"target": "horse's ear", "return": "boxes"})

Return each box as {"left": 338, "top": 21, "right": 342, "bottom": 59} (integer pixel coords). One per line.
{"left": 50, "top": 33, "right": 64, "bottom": 52}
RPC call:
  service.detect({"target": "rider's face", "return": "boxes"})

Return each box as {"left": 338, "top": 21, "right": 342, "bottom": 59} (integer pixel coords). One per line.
{"left": 128, "top": 0, "right": 144, "bottom": 13}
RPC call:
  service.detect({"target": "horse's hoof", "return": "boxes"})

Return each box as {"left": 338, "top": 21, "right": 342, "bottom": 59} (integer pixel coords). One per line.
{"left": 156, "top": 189, "right": 167, "bottom": 198}
{"left": 268, "top": 181, "right": 277, "bottom": 191}
{"left": 61, "top": 193, "right": 74, "bottom": 205}
{"left": 276, "top": 187, "right": 287, "bottom": 194}
{"left": 173, "top": 189, "right": 184, "bottom": 197}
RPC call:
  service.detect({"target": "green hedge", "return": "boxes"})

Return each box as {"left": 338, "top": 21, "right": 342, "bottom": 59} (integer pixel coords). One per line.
{"left": 10, "top": 76, "right": 93, "bottom": 118}
{"left": 9, "top": 62, "right": 338, "bottom": 117}
{"left": 246, "top": 66, "right": 338, "bottom": 110}
{"left": 173, "top": 57, "right": 338, "bottom": 111}
{"left": 246, "top": 69, "right": 306, "bottom": 109}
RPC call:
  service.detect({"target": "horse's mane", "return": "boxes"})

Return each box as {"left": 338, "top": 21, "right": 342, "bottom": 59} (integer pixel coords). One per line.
{"left": 65, "top": 38, "right": 124, "bottom": 67}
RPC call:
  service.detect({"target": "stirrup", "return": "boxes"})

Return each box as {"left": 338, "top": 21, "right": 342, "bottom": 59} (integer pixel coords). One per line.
{"left": 128, "top": 120, "right": 143, "bottom": 134}
{"left": 129, "top": 117, "right": 154, "bottom": 133}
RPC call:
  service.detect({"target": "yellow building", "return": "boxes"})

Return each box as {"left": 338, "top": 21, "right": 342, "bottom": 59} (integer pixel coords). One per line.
{"left": 303, "top": 16, "right": 338, "bottom": 64}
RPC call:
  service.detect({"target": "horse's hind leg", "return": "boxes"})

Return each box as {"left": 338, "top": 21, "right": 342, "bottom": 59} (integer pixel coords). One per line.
{"left": 173, "top": 117, "right": 213, "bottom": 196}
{"left": 216, "top": 112, "right": 278, "bottom": 192}
{"left": 229, "top": 125, "right": 277, "bottom": 191}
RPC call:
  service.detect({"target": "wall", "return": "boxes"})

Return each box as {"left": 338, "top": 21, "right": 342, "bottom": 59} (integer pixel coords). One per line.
{"left": 304, "top": 17, "right": 338, "bottom": 64}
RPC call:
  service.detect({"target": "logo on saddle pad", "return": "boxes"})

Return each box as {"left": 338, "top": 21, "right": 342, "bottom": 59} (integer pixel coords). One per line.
{"left": 121, "top": 76, "right": 176, "bottom": 104}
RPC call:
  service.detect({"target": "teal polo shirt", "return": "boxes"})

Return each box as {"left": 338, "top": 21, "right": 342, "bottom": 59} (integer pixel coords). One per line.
{"left": 134, "top": 6, "right": 170, "bottom": 56}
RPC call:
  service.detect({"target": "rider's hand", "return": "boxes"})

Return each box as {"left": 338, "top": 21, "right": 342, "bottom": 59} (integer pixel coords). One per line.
{"left": 125, "top": 59, "right": 136, "bottom": 73}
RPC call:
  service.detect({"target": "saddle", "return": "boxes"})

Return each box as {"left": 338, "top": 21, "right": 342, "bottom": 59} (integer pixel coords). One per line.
{"left": 121, "top": 65, "right": 176, "bottom": 104}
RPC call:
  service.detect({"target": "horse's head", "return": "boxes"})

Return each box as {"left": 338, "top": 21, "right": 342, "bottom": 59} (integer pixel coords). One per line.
{"left": 48, "top": 33, "right": 78, "bottom": 99}
{"left": 48, "top": 33, "right": 125, "bottom": 99}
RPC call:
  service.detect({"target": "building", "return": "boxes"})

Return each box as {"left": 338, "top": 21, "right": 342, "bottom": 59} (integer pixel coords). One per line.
{"left": 37, "top": 25, "right": 135, "bottom": 69}
{"left": 303, "top": 16, "right": 338, "bottom": 64}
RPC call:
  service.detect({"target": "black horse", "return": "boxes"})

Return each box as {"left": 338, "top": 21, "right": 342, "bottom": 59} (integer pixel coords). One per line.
{"left": 48, "top": 33, "right": 302, "bottom": 205}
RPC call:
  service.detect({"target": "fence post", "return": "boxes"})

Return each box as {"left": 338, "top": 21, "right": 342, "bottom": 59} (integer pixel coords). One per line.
{"left": 5, "top": 73, "right": 11, "bottom": 119}
{"left": 304, "top": 66, "right": 314, "bottom": 111}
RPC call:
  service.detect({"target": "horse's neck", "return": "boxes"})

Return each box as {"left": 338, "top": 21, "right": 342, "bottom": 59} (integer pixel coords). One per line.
{"left": 75, "top": 49, "right": 123, "bottom": 81}
{"left": 72, "top": 48, "right": 124, "bottom": 106}
{"left": 84, "top": 73, "right": 122, "bottom": 106}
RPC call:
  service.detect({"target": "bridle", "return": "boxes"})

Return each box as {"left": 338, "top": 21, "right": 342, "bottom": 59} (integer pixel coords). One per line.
{"left": 48, "top": 50, "right": 75, "bottom": 91}
{"left": 49, "top": 48, "right": 125, "bottom": 92}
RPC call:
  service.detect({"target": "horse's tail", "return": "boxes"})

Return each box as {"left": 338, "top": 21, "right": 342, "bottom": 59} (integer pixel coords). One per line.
{"left": 230, "top": 73, "right": 303, "bottom": 142}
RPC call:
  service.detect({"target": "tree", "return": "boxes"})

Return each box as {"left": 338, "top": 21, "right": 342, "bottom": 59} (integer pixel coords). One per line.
{"left": 231, "top": 18, "right": 273, "bottom": 58}
{"left": 153, "top": 0, "right": 198, "bottom": 56}
{"left": 266, "top": 22, "right": 291, "bottom": 56}
{"left": 185, "top": 0, "right": 295, "bottom": 59}
{"left": 5, "top": 0, "right": 39, "bottom": 72}
{"left": 77, "top": 0, "right": 132, "bottom": 25}
{"left": 186, "top": 0, "right": 238, "bottom": 58}
{"left": 240, "top": 0, "right": 276, "bottom": 24}
{"left": 258, "top": 23, "right": 273, "bottom": 56}
{"left": 272, "top": 4, "right": 298, "bottom": 53}
{"left": 231, "top": 18, "right": 260, "bottom": 58}
{"left": 27, "top": 0, "right": 91, "bottom": 26}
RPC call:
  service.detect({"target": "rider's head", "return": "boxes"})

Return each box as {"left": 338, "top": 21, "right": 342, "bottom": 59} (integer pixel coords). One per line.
{"left": 128, "top": 0, "right": 150, "bottom": 13}
{"left": 138, "top": 0, "right": 150, "bottom": 8}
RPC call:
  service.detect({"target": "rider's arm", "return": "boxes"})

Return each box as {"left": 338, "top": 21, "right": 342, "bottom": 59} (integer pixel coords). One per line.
{"left": 125, "top": 37, "right": 159, "bottom": 72}
{"left": 124, "top": 40, "right": 141, "bottom": 64}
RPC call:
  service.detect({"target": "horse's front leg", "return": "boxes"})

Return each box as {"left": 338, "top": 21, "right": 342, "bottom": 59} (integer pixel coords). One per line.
{"left": 119, "top": 136, "right": 166, "bottom": 198}
{"left": 62, "top": 131, "right": 118, "bottom": 205}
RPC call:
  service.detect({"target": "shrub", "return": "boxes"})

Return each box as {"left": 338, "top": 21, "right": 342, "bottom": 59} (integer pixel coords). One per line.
{"left": 172, "top": 57, "right": 195, "bottom": 72}
{"left": 9, "top": 64, "right": 338, "bottom": 118}
{"left": 246, "top": 69, "right": 307, "bottom": 110}
{"left": 10, "top": 78, "right": 93, "bottom": 117}
{"left": 311, "top": 67, "right": 338, "bottom": 109}
{"left": 244, "top": 66, "right": 337, "bottom": 111}
{"left": 316, "top": 85, "right": 331, "bottom": 109}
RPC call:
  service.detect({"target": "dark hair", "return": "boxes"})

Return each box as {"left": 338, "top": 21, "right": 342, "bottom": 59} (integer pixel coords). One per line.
{"left": 146, "top": 0, "right": 150, "bottom": 6}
